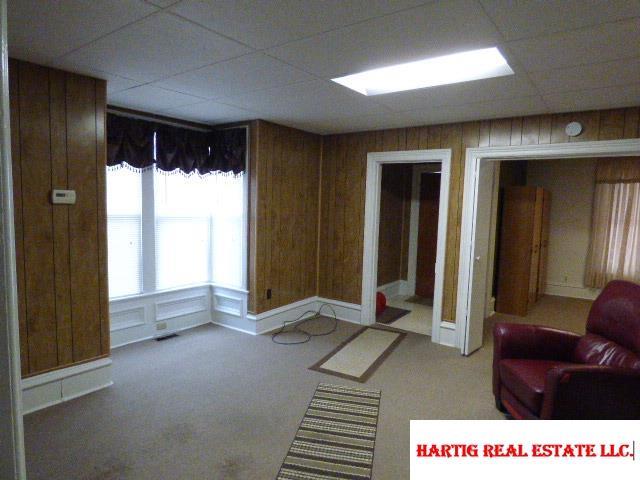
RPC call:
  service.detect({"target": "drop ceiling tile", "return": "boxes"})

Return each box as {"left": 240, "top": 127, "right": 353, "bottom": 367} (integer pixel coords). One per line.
{"left": 145, "top": 0, "right": 180, "bottom": 6}
{"left": 280, "top": 111, "right": 417, "bottom": 135}
{"left": 530, "top": 58, "right": 640, "bottom": 94}
{"left": 507, "top": 18, "right": 640, "bottom": 72}
{"left": 266, "top": 0, "right": 503, "bottom": 78}
{"left": 480, "top": 0, "right": 640, "bottom": 41}
{"left": 169, "top": 0, "right": 426, "bottom": 49}
{"left": 542, "top": 84, "right": 640, "bottom": 112}
{"left": 374, "top": 74, "right": 538, "bottom": 112}
{"left": 108, "top": 85, "right": 205, "bottom": 112}
{"left": 8, "top": 0, "right": 158, "bottom": 61}
{"left": 403, "top": 96, "right": 549, "bottom": 125}
{"left": 60, "top": 12, "right": 251, "bottom": 82}
{"left": 154, "top": 53, "right": 316, "bottom": 99}
{"left": 160, "top": 100, "right": 256, "bottom": 123}
{"left": 220, "top": 80, "right": 390, "bottom": 119}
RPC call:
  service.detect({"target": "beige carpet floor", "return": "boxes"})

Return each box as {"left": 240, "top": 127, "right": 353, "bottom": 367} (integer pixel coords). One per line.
{"left": 23, "top": 295, "right": 591, "bottom": 479}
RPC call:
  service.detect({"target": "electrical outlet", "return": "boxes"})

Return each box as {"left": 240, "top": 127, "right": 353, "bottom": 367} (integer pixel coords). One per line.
{"left": 156, "top": 321, "right": 167, "bottom": 330}
{"left": 266, "top": 288, "right": 272, "bottom": 300}
{"left": 563, "top": 275, "right": 568, "bottom": 283}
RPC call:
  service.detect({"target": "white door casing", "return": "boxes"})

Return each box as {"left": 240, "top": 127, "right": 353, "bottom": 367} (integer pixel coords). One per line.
{"left": 362, "top": 149, "right": 451, "bottom": 345}
{"left": 456, "top": 139, "right": 640, "bottom": 356}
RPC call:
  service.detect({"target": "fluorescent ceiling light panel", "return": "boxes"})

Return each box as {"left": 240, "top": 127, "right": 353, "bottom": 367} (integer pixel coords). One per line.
{"left": 332, "top": 47, "right": 514, "bottom": 96}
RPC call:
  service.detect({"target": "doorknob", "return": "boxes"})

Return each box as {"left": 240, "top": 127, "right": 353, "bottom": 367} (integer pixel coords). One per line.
{"left": 475, "top": 256, "right": 481, "bottom": 262}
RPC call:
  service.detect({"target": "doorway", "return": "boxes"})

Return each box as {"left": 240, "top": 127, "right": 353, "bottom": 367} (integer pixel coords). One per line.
{"left": 361, "top": 149, "right": 451, "bottom": 346}
{"left": 456, "top": 139, "right": 640, "bottom": 355}
{"left": 373, "top": 163, "right": 441, "bottom": 335}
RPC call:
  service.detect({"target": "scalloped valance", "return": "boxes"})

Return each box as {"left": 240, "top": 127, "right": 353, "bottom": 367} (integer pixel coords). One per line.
{"left": 107, "top": 113, "right": 245, "bottom": 175}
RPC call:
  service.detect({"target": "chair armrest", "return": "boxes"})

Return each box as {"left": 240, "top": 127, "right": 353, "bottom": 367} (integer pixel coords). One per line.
{"left": 493, "top": 323, "right": 581, "bottom": 396}
{"left": 540, "top": 365, "right": 640, "bottom": 419}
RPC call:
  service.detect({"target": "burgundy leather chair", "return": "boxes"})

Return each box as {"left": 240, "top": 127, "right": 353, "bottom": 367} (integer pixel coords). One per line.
{"left": 493, "top": 280, "right": 640, "bottom": 419}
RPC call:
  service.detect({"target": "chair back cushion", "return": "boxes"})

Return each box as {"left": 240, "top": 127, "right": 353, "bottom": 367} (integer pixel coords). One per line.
{"left": 586, "top": 280, "right": 640, "bottom": 355}
{"left": 573, "top": 280, "right": 640, "bottom": 369}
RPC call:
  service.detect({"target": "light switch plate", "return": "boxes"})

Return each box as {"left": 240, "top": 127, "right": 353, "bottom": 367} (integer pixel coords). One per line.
{"left": 51, "top": 189, "right": 76, "bottom": 204}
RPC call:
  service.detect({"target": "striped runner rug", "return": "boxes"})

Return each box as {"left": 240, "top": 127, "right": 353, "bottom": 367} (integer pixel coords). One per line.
{"left": 277, "top": 383, "right": 381, "bottom": 480}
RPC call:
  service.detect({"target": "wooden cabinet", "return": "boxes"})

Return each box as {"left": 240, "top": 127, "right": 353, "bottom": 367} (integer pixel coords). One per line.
{"left": 495, "top": 186, "right": 551, "bottom": 316}
{"left": 10, "top": 59, "right": 109, "bottom": 377}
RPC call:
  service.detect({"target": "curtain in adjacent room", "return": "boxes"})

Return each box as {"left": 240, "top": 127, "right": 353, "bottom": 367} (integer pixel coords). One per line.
{"left": 585, "top": 157, "right": 640, "bottom": 288}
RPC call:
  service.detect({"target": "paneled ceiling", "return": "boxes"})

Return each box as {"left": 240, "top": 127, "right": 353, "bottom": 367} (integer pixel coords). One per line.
{"left": 8, "top": 0, "right": 640, "bottom": 134}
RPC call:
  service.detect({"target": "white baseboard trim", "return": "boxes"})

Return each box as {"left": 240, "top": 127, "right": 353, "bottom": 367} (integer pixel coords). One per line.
{"left": 437, "top": 321, "right": 458, "bottom": 348}
{"left": 229, "top": 296, "right": 364, "bottom": 336}
{"left": 211, "top": 320, "right": 256, "bottom": 336}
{"left": 22, "top": 358, "right": 113, "bottom": 414}
{"left": 316, "top": 297, "right": 362, "bottom": 324}
{"left": 545, "top": 283, "right": 601, "bottom": 300}
{"left": 377, "top": 280, "right": 405, "bottom": 299}
{"left": 253, "top": 296, "right": 319, "bottom": 335}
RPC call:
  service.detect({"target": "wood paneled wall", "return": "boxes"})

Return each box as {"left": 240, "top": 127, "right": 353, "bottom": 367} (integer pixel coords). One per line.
{"left": 377, "top": 164, "right": 411, "bottom": 286}
{"left": 318, "top": 107, "right": 640, "bottom": 322}
{"left": 10, "top": 59, "right": 109, "bottom": 377}
{"left": 248, "top": 120, "right": 321, "bottom": 314}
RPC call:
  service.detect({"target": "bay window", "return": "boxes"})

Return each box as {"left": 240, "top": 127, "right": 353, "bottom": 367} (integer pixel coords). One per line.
{"left": 107, "top": 166, "right": 245, "bottom": 298}
{"left": 105, "top": 114, "right": 247, "bottom": 299}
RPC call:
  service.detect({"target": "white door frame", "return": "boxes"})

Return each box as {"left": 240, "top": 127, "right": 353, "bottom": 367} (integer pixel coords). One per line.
{"left": 0, "top": 0, "right": 27, "bottom": 477}
{"left": 456, "top": 139, "right": 640, "bottom": 355}
{"left": 407, "top": 163, "right": 443, "bottom": 296}
{"left": 362, "top": 149, "right": 451, "bottom": 344}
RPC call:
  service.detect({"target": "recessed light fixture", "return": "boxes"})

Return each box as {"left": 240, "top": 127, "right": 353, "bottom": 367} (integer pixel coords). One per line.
{"left": 332, "top": 47, "right": 514, "bottom": 96}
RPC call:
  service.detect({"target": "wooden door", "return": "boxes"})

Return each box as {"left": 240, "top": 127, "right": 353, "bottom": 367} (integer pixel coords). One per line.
{"left": 415, "top": 172, "right": 440, "bottom": 299}
{"left": 528, "top": 188, "right": 544, "bottom": 307}
{"left": 495, "top": 187, "right": 536, "bottom": 316}
{"left": 537, "top": 190, "right": 551, "bottom": 300}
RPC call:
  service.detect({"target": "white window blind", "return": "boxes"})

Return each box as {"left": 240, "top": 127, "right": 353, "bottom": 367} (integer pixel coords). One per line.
{"left": 210, "top": 174, "right": 244, "bottom": 287}
{"left": 106, "top": 168, "right": 143, "bottom": 298}
{"left": 154, "top": 169, "right": 244, "bottom": 290}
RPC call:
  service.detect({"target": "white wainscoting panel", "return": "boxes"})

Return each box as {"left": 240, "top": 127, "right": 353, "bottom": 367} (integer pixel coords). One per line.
{"left": 110, "top": 285, "right": 212, "bottom": 348}
{"left": 156, "top": 292, "right": 208, "bottom": 321}
{"left": 110, "top": 306, "right": 146, "bottom": 332}
{"left": 22, "top": 358, "right": 113, "bottom": 414}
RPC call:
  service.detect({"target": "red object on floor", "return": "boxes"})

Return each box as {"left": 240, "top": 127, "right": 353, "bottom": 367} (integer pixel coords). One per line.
{"left": 376, "top": 292, "right": 386, "bottom": 315}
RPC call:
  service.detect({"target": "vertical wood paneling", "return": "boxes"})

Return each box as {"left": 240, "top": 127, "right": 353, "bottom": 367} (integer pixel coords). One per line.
{"left": 95, "top": 79, "right": 110, "bottom": 355}
{"left": 550, "top": 113, "right": 572, "bottom": 144}
{"left": 249, "top": 121, "right": 321, "bottom": 313}
{"left": 11, "top": 60, "right": 114, "bottom": 376}
{"left": 510, "top": 118, "right": 523, "bottom": 146}
{"left": 9, "top": 59, "right": 28, "bottom": 375}
{"left": 623, "top": 108, "right": 639, "bottom": 138}
{"left": 440, "top": 123, "right": 464, "bottom": 321}
{"left": 478, "top": 120, "right": 491, "bottom": 147}
{"left": 49, "top": 69, "right": 73, "bottom": 365}
{"left": 539, "top": 115, "right": 552, "bottom": 143}
{"left": 521, "top": 116, "right": 540, "bottom": 145}
{"left": 317, "top": 106, "right": 640, "bottom": 323}
{"left": 66, "top": 73, "right": 101, "bottom": 361}
{"left": 489, "top": 118, "right": 512, "bottom": 146}
{"left": 569, "top": 111, "right": 600, "bottom": 142}
{"left": 248, "top": 121, "right": 259, "bottom": 313}
{"left": 18, "top": 62, "right": 58, "bottom": 373}
{"left": 599, "top": 109, "right": 626, "bottom": 140}
{"left": 342, "top": 134, "right": 364, "bottom": 302}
